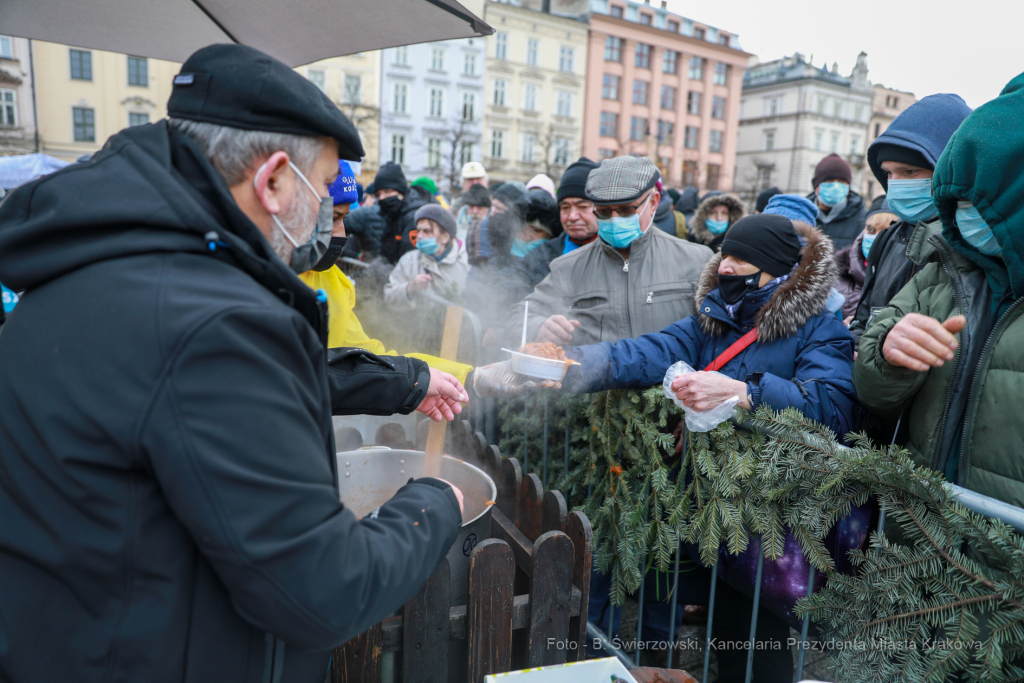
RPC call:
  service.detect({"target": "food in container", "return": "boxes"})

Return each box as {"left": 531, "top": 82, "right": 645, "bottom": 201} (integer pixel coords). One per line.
{"left": 501, "top": 342, "right": 578, "bottom": 381}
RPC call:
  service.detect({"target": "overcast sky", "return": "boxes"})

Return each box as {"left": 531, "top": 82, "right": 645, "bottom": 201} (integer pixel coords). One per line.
{"left": 666, "top": 0, "right": 1021, "bottom": 109}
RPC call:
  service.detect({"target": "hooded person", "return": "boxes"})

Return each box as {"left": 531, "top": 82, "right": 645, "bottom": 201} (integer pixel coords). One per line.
{"left": 374, "top": 161, "right": 430, "bottom": 265}
{"left": 688, "top": 192, "right": 745, "bottom": 252}
{"left": 855, "top": 72, "right": 1024, "bottom": 497}
{"left": 806, "top": 153, "right": 867, "bottom": 251}
{"left": 848, "top": 94, "right": 974, "bottom": 349}
{"left": 0, "top": 43, "right": 468, "bottom": 683}
{"left": 834, "top": 196, "right": 897, "bottom": 320}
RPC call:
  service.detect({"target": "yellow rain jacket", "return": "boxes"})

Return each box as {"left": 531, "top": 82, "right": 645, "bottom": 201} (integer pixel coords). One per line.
{"left": 299, "top": 268, "right": 472, "bottom": 384}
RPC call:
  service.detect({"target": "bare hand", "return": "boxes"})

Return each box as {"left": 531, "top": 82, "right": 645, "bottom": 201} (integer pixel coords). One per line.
{"left": 670, "top": 372, "right": 749, "bottom": 411}
{"left": 436, "top": 478, "right": 465, "bottom": 515}
{"left": 882, "top": 313, "right": 965, "bottom": 372}
{"left": 408, "top": 273, "right": 432, "bottom": 295}
{"left": 536, "top": 315, "right": 580, "bottom": 345}
{"left": 416, "top": 368, "right": 468, "bottom": 422}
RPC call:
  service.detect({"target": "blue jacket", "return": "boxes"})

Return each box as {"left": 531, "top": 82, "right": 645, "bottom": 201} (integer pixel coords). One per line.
{"left": 565, "top": 223, "right": 859, "bottom": 437}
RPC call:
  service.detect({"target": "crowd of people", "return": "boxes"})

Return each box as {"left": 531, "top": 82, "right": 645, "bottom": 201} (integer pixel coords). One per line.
{"left": 1, "top": 39, "right": 1023, "bottom": 683}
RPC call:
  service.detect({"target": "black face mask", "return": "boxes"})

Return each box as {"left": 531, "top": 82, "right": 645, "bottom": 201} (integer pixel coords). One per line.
{"left": 378, "top": 196, "right": 404, "bottom": 219}
{"left": 718, "top": 271, "right": 762, "bottom": 305}
{"left": 310, "top": 235, "right": 349, "bottom": 272}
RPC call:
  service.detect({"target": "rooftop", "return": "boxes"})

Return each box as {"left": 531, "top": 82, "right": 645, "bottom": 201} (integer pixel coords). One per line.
{"left": 743, "top": 52, "right": 871, "bottom": 91}
{"left": 588, "top": 0, "right": 743, "bottom": 51}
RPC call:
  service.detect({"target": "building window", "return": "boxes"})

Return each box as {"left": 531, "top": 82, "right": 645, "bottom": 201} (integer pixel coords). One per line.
{"left": 632, "top": 79, "right": 649, "bottom": 105}
{"left": 391, "top": 135, "right": 406, "bottom": 164}
{"left": 73, "top": 106, "right": 95, "bottom": 142}
{"left": 493, "top": 79, "right": 506, "bottom": 106}
{"left": 657, "top": 120, "right": 674, "bottom": 144}
{"left": 874, "top": 122, "right": 881, "bottom": 138}
{"left": 462, "top": 91, "right": 476, "bottom": 121}
{"left": 764, "top": 130, "right": 775, "bottom": 151}
{"left": 600, "top": 112, "right": 619, "bottom": 138}
{"left": 70, "top": 49, "right": 92, "bottom": 81}
{"left": 708, "top": 129, "right": 723, "bottom": 153}
{"left": 559, "top": 46, "right": 574, "bottom": 73}
{"left": 604, "top": 36, "right": 623, "bottom": 62}
{"left": 667, "top": 20, "right": 680, "bottom": 32}
{"left": 128, "top": 112, "right": 149, "bottom": 127}
{"left": 556, "top": 90, "right": 572, "bottom": 117}
{"left": 718, "top": 33, "right": 730, "bottom": 46}
{"left": 307, "top": 69, "right": 325, "bottom": 92}
{"left": 693, "top": 27, "right": 706, "bottom": 40}
{"left": 830, "top": 131, "right": 840, "bottom": 153}
{"left": 706, "top": 163, "right": 721, "bottom": 190}
{"left": 602, "top": 74, "right": 620, "bottom": 100}
{"left": 429, "top": 88, "right": 444, "bottom": 117}
{"left": 431, "top": 48, "right": 445, "bottom": 71}
{"left": 630, "top": 116, "right": 646, "bottom": 141}
{"left": 393, "top": 83, "right": 408, "bottom": 113}
{"left": 713, "top": 62, "right": 728, "bottom": 86}
{"left": 854, "top": 103, "right": 864, "bottom": 122}
{"left": 660, "top": 85, "right": 676, "bottom": 111}
{"left": 464, "top": 52, "right": 477, "bottom": 76}
{"left": 460, "top": 142, "right": 474, "bottom": 166}
{"left": 850, "top": 135, "right": 861, "bottom": 155}
{"left": 0, "top": 36, "right": 12, "bottom": 59}
{"left": 662, "top": 50, "right": 678, "bottom": 74}
{"left": 424, "top": 136, "right": 441, "bottom": 167}
{"left": 687, "top": 91, "right": 702, "bottom": 115}
{"left": 688, "top": 56, "right": 704, "bottom": 80}
{"left": 521, "top": 133, "right": 536, "bottom": 162}
{"left": 343, "top": 75, "right": 361, "bottom": 104}
{"left": 711, "top": 96, "right": 726, "bottom": 119}
{"left": 495, "top": 32, "right": 508, "bottom": 60}
{"left": 764, "top": 96, "right": 780, "bottom": 116}
{"left": 127, "top": 56, "right": 148, "bottom": 87}
{"left": 833, "top": 99, "right": 843, "bottom": 119}
{"left": 813, "top": 129, "right": 824, "bottom": 151}
{"left": 635, "top": 43, "right": 651, "bottom": 69}
{"left": 0, "top": 89, "right": 17, "bottom": 126}
{"left": 610, "top": 5, "right": 623, "bottom": 18}
{"left": 599, "top": 148, "right": 616, "bottom": 160}
{"left": 394, "top": 46, "right": 408, "bottom": 65}
{"left": 816, "top": 95, "right": 826, "bottom": 114}
{"left": 682, "top": 160, "right": 697, "bottom": 186}
{"left": 523, "top": 84, "right": 538, "bottom": 111}
{"left": 554, "top": 137, "right": 570, "bottom": 166}
{"left": 684, "top": 126, "right": 699, "bottom": 149}
{"left": 639, "top": 12, "right": 652, "bottom": 25}
{"left": 491, "top": 129, "right": 504, "bottom": 158}
{"left": 527, "top": 38, "right": 539, "bottom": 66}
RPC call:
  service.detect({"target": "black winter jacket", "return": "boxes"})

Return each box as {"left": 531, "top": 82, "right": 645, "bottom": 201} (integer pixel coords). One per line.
{"left": 0, "top": 122, "right": 461, "bottom": 683}
{"left": 342, "top": 203, "right": 384, "bottom": 258}
{"left": 807, "top": 190, "right": 867, "bottom": 251}
{"left": 380, "top": 192, "right": 430, "bottom": 264}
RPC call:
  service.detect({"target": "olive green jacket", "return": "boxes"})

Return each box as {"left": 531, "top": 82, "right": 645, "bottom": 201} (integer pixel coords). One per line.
{"left": 854, "top": 221, "right": 1024, "bottom": 506}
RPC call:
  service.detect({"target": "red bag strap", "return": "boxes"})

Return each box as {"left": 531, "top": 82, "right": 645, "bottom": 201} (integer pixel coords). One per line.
{"left": 703, "top": 328, "right": 759, "bottom": 372}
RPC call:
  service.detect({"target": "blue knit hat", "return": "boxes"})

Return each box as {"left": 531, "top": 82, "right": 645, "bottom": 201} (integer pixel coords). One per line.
{"left": 329, "top": 160, "right": 359, "bottom": 206}
{"left": 763, "top": 193, "right": 818, "bottom": 225}
{"left": 867, "top": 94, "right": 972, "bottom": 191}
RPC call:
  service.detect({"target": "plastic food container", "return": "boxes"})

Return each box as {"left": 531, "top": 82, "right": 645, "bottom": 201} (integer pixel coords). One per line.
{"left": 504, "top": 349, "right": 572, "bottom": 381}
{"left": 484, "top": 657, "right": 637, "bottom": 683}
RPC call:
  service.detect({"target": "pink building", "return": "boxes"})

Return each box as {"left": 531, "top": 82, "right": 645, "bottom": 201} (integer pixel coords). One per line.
{"left": 582, "top": 0, "right": 750, "bottom": 191}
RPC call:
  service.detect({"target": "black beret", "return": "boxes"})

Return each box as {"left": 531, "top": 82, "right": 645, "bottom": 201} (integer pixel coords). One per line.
{"left": 167, "top": 44, "right": 364, "bottom": 161}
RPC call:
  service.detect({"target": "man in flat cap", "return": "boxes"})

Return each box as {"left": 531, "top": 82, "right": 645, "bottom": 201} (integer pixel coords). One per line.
{"left": 0, "top": 44, "right": 466, "bottom": 683}
{"left": 507, "top": 155, "right": 713, "bottom": 347}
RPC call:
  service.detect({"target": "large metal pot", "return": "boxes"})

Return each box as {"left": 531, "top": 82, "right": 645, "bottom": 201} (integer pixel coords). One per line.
{"left": 336, "top": 447, "right": 496, "bottom": 606}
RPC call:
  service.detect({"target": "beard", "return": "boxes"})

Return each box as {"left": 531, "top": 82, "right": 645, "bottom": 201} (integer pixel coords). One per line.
{"left": 269, "top": 191, "right": 318, "bottom": 265}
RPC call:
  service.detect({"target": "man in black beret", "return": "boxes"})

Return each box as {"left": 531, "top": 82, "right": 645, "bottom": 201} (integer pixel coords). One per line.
{"left": 0, "top": 43, "right": 467, "bottom": 683}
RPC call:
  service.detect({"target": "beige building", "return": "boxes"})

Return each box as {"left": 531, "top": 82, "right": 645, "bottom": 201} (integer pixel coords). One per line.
{"left": 31, "top": 41, "right": 180, "bottom": 162}
{"left": 482, "top": 0, "right": 590, "bottom": 184}
{"left": 0, "top": 35, "right": 38, "bottom": 156}
{"left": 863, "top": 83, "right": 916, "bottom": 200}
{"left": 300, "top": 52, "right": 382, "bottom": 184}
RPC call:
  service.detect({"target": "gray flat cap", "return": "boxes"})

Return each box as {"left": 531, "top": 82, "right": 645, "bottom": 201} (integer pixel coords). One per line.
{"left": 585, "top": 156, "right": 660, "bottom": 206}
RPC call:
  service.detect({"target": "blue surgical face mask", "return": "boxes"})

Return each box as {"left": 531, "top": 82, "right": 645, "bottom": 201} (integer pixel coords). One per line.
{"left": 416, "top": 236, "right": 438, "bottom": 256}
{"left": 511, "top": 238, "right": 543, "bottom": 258}
{"left": 598, "top": 215, "right": 644, "bottom": 248}
{"left": 955, "top": 201, "right": 1001, "bottom": 257}
{"left": 887, "top": 178, "right": 937, "bottom": 224}
{"left": 817, "top": 182, "right": 850, "bottom": 207}
{"left": 861, "top": 233, "right": 876, "bottom": 259}
{"left": 705, "top": 218, "right": 730, "bottom": 235}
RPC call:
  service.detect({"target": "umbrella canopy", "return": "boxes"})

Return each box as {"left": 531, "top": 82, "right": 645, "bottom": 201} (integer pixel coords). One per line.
{"left": 0, "top": 153, "right": 71, "bottom": 190}
{"left": 3, "top": 0, "right": 492, "bottom": 66}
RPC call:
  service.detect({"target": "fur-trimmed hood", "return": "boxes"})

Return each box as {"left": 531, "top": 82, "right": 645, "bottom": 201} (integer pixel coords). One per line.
{"left": 694, "top": 222, "right": 837, "bottom": 342}
{"left": 690, "top": 193, "right": 746, "bottom": 247}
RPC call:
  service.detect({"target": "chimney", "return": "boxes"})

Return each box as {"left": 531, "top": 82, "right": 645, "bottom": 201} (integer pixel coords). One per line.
{"left": 660, "top": 0, "right": 667, "bottom": 6}
{"left": 831, "top": 61, "right": 839, "bottom": 74}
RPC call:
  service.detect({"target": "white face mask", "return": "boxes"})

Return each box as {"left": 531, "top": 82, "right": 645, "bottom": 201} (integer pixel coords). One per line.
{"left": 254, "top": 160, "right": 333, "bottom": 274}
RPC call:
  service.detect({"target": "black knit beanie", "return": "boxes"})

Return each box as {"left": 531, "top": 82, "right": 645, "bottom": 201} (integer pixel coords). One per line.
{"left": 755, "top": 187, "right": 782, "bottom": 213}
{"left": 720, "top": 214, "right": 802, "bottom": 278}
{"left": 462, "top": 184, "right": 492, "bottom": 208}
{"left": 556, "top": 156, "right": 599, "bottom": 203}
{"left": 373, "top": 161, "right": 409, "bottom": 196}
{"left": 811, "top": 153, "right": 852, "bottom": 188}
{"left": 871, "top": 143, "right": 932, "bottom": 174}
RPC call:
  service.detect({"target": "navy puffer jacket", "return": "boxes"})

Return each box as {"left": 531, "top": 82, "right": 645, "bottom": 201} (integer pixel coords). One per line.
{"left": 564, "top": 222, "right": 859, "bottom": 437}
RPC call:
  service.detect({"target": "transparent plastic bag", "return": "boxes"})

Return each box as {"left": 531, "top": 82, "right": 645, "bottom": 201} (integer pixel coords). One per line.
{"left": 662, "top": 361, "right": 740, "bottom": 433}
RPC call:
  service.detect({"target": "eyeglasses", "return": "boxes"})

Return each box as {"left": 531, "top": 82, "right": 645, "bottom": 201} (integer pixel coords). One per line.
{"left": 594, "top": 194, "right": 651, "bottom": 220}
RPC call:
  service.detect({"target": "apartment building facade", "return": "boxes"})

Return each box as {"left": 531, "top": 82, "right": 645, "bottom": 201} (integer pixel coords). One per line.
{"left": 863, "top": 83, "right": 916, "bottom": 200}
{"left": 0, "top": 35, "right": 38, "bottom": 156}
{"left": 582, "top": 0, "right": 749, "bottom": 191}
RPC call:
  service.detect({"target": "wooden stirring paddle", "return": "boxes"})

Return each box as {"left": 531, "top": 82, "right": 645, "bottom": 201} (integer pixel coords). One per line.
{"left": 421, "top": 305, "right": 463, "bottom": 478}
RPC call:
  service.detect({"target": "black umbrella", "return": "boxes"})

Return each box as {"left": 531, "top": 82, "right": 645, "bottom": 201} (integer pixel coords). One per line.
{"left": 3, "top": 0, "right": 492, "bottom": 66}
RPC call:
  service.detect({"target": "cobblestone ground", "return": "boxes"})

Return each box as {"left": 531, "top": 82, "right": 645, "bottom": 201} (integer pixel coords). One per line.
{"left": 618, "top": 598, "right": 837, "bottom": 682}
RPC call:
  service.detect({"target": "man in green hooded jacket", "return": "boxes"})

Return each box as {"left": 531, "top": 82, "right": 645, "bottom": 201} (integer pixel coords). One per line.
{"left": 854, "top": 71, "right": 1024, "bottom": 506}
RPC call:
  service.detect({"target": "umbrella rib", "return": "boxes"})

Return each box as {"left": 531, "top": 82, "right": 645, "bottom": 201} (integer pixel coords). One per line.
{"left": 189, "top": 0, "right": 241, "bottom": 44}
{"left": 423, "top": 0, "right": 495, "bottom": 34}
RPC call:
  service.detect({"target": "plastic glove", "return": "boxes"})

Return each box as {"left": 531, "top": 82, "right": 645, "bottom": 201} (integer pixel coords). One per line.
{"left": 472, "top": 361, "right": 561, "bottom": 398}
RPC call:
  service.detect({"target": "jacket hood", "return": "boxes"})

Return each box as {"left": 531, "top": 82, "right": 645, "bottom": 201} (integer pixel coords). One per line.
{"left": 695, "top": 221, "right": 836, "bottom": 342}
{"left": 690, "top": 193, "right": 745, "bottom": 246}
{"left": 933, "top": 71, "right": 1024, "bottom": 302}
{"left": 675, "top": 186, "right": 700, "bottom": 214}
